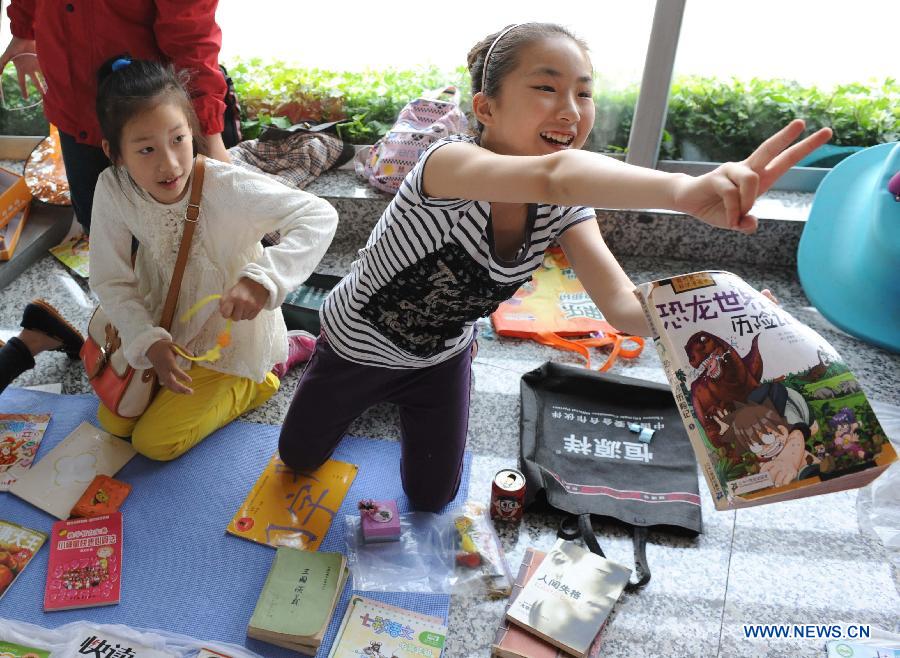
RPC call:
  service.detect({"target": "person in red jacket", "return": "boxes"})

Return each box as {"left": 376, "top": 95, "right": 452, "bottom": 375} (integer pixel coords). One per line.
{"left": 0, "top": 0, "right": 230, "bottom": 234}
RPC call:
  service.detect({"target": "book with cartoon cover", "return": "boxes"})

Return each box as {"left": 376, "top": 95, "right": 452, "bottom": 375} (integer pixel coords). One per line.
{"left": 327, "top": 594, "right": 447, "bottom": 658}
{"left": 0, "top": 413, "right": 51, "bottom": 491}
{"left": 0, "top": 519, "right": 47, "bottom": 600}
{"left": 227, "top": 452, "right": 357, "bottom": 551}
{"left": 0, "top": 641, "right": 50, "bottom": 658}
{"left": 635, "top": 271, "right": 897, "bottom": 510}
{"left": 44, "top": 512, "right": 123, "bottom": 611}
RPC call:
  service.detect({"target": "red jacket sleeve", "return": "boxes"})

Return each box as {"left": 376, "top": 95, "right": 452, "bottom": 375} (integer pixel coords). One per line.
{"left": 153, "top": 0, "right": 226, "bottom": 135}
{"left": 7, "top": 0, "right": 36, "bottom": 40}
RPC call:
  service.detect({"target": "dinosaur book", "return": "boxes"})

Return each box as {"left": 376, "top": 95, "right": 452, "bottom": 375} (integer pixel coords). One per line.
{"left": 635, "top": 271, "right": 896, "bottom": 510}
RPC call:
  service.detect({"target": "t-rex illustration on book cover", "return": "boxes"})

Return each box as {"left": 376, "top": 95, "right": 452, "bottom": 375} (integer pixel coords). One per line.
{"left": 636, "top": 271, "right": 895, "bottom": 509}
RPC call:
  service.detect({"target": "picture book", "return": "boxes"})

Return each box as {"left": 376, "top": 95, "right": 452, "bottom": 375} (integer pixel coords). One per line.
{"left": 49, "top": 231, "right": 89, "bottom": 278}
{"left": 70, "top": 474, "right": 132, "bottom": 518}
{"left": 327, "top": 595, "right": 448, "bottom": 658}
{"left": 228, "top": 452, "right": 357, "bottom": 551}
{"left": 492, "top": 548, "right": 604, "bottom": 658}
{"left": 247, "top": 547, "right": 349, "bottom": 651}
{"left": 63, "top": 627, "right": 175, "bottom": 658}
{"left": 0, "top": 413, "right": 51, "bottom": 491}
{"left": 636, "top": 271, "right": 897, "bottom": 510}
{"left": 0, "top": 641, "right": 50, "bottom": 658}
{"left": 0, "top": 519, "right": 47, "bottom": 600}
{"left": 506, "top": 539, "right": 630, "bottom": 658}
{"left": 9, "top": 421, "right": 136, "bottom": 519}
{"left": 44, "top": 512, "right": 123, "bottom": 611}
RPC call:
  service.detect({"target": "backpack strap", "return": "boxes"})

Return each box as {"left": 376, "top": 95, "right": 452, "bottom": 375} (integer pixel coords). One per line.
{"left": 557, "top": 513, "right": 652, "bottom": 592}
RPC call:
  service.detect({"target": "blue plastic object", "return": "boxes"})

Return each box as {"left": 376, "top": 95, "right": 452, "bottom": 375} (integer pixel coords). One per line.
{"left": 798, "top": 142, "right": 900, "bottom": 353}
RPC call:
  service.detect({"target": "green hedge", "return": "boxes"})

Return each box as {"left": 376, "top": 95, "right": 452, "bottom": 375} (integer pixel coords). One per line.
{"left": 6, "top": 61, "right": 896, "bottom": 166}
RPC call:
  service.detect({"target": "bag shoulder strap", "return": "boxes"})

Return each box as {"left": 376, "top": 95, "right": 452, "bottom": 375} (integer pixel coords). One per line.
{"left": 158, "top": 155, "right": 206, "bottom": 331}
{"left": 557, "top": 513, "right": 651, "bottom": 591}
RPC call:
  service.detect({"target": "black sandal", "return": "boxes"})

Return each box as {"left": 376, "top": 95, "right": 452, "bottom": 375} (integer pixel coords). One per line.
{"left": 20, "top": 299, "right": 84, "bottom": 360}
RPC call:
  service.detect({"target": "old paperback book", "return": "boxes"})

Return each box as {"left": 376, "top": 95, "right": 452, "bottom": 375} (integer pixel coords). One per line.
{"left": 0, "top": 519, "right": 47, "bottom": 600}
{"left": 636, "top": 271, "right": 896, "bottom": 510}
{"left": 505, "top": 540, "right": 629, "bottom": 658}
{"left": 493, "top": 548, "right": 604, "bottom": 658}
{"left": 0, "top": 413, "right": 51, "bottom": 491}
{"left": 247, "top": 547, "right": 349, "bottom": 651}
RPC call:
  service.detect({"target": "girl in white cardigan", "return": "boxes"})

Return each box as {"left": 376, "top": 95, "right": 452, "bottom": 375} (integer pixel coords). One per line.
{"left": 89, "top": 57, "right": 337, "bottom": 460}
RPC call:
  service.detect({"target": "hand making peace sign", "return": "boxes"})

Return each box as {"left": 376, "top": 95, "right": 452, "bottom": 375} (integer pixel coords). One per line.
{"left": 673, "top": 119, "right": 833, "bottom": 234}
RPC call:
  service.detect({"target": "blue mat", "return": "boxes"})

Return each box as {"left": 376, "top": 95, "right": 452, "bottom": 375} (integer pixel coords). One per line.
{"left": 0, "top": 388, "right": 471, "bottom": 656}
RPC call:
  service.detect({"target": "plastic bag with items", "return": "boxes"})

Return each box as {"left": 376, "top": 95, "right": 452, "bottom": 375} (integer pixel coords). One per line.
{"left": 856, "top": 399, "right": 900, "bottom": 569}
{"left": 0, "top": 618, "right": 264, "bottom": 658}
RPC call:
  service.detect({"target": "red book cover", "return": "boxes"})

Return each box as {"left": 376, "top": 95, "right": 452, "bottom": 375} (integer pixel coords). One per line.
{"left": 44, "top": 512, "right": 122, "bottom": 611}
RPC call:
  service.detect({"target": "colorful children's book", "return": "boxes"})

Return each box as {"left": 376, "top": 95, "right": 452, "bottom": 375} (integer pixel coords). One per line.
{"left": 9, "top": 421, "right": 136, "bottom": 519}
{"left": 44, "top": 512, "right": 123, "bottom": 611}
{"left": 0, "top": 413, "right": 51, "bottom": 491}
{"left": 636, "top": 271, "right": 897, "bottom": 510}
{"left": 0, "top": 641, "right": 50, "bottom": 658}
{"left": 505, "top": 539, "right": 630, "bottom": 658}
{"left": 49, "top": 230, "right": 89, "bottom": 278}
{"left": 327, "top": 594, "right": 448, "bottom": 658}
{"left": 492, "top": 548, "right": 604, "bottom": 658}
{"left": 247, "top": 547, "right": 349, "bottom": 652}
{"left": 0, "top": 519, "right": 48, "bottom": 600}
{"left": 228, "top": 452, "right": 357, "bottom": 551}
{"left": 70, "top": 474, "right": 132, "bottom": 518}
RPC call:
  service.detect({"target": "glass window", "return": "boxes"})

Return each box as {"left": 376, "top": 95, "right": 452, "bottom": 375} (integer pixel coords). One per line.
{"left": 667, "top": 0, "right": 899, "bottom": 167}
{"left": 216, "top": 1, "right": 655, "bottom": 149}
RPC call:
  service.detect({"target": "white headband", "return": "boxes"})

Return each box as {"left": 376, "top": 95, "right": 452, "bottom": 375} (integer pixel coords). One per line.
{"left": 480, "top": 23, "right": 522, "bottom": 94}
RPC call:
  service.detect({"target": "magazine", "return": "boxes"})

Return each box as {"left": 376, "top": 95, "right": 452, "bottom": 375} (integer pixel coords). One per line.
{"left": 636, "top": 271, "right": 897, "bottom": 510}
{"left": 44, "top": 512, "right": 123, "bottom": 611}
{"left": 0, "top": 413, "right": 51, "bottom": 491}
{"left": 227, "top": 452, "right": 357, "bottom": 550}
{"left": 48, "top": 229, "right": 89, "bottom": 278}
{"left": 0, "top": 519, "right": 48, "bottom": 600}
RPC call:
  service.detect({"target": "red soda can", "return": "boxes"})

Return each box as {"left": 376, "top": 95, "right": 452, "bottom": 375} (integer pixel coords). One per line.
{"left": 490, "top": 468, "right": 526, "bottom": 522}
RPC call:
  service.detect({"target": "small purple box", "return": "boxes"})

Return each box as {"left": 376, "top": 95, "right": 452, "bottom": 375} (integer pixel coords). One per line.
{"left": 360, "top": 499, "right": 400, "bottom": 543}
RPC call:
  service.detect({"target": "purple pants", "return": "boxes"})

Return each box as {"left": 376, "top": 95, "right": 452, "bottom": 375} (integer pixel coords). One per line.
{"left": 278, "top": 335, "right": 473, "bottom": 512}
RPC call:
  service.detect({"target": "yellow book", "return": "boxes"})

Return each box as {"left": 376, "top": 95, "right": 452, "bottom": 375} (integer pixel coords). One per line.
{"left": 227, "top": 453, "right": 357, "bottom": 550}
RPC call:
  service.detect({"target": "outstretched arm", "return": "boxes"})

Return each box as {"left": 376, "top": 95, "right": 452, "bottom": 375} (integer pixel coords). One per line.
{"left": 424, "top": 120, "right": 832, "bottom": 234}
{"left": 557, "top": 220, "right": 650, "bottom": 336}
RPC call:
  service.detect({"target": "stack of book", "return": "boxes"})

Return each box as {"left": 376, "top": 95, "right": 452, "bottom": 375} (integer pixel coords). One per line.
{"left": 247, "top": 547, "right": 349, "bottom": 653}
{"left": 493, "top": 541, "right": 630, "bottom": 658}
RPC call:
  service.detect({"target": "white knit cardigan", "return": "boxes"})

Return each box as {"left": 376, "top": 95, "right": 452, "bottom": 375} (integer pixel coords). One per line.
{"left": 89, "top": 158, "right": 338, "bottom": 383}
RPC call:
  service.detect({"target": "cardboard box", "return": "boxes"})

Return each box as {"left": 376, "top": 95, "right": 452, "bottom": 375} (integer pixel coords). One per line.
{"left": 0, "top": 166, "right": 32, "bottom": 230}
{"left": 0, "top": 205, "right": 30, "bottom": 260}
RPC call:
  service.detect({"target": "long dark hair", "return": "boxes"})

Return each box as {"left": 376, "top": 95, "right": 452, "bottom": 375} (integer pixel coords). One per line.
{"left": 96, "top": 56, "right": 206, "bottom": 164}
{"left": 466, "top": 23, "right": 589, "bottom": 134}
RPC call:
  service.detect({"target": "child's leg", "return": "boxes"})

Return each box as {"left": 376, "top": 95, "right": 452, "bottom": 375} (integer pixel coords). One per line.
{"left": 128, "top": 364, "right": 278, "bottom": 461}
{"left": 392, "top": 343, "right": 474, "bottom": 512}
{"left": 278, "top": 336, "right": 387, "bottom": 472}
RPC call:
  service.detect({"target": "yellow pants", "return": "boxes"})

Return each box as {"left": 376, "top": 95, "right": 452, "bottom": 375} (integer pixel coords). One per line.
{"left": 97, "top": 364, "right": 279, "bottom": 461}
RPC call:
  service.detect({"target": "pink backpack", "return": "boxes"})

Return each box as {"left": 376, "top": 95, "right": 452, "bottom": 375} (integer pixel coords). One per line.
{"left": 359, "top": 87, "right": 468, "bottom": 193}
